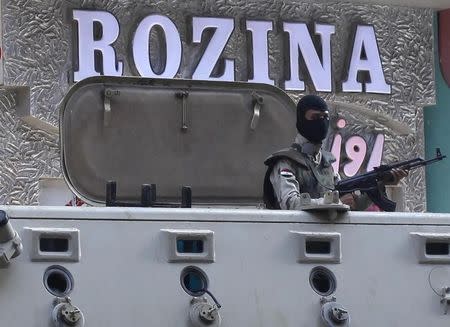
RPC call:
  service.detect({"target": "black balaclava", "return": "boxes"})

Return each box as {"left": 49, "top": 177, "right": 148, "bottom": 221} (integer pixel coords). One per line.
{"left": 296, "top": 95, "right": 329, "bottom": 144}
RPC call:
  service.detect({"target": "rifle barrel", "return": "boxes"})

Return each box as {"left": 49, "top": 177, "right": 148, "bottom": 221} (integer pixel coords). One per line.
{"left": 404, "top": 155, "right": 446, "bottom": 170}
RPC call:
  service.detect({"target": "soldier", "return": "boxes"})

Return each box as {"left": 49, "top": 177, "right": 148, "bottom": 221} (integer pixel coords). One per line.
{"left": 263, "top": 95, "right": 407, "bottom": 210}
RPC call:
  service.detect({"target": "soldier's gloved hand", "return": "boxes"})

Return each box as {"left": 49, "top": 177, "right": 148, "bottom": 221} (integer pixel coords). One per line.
{"left": 383, "top": 168, "right": 408, "bottom": 185}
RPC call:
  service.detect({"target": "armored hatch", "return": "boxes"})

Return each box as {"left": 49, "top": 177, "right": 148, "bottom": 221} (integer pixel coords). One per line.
{"left": 60, "top": 76, "right": 296, "bottom": 206}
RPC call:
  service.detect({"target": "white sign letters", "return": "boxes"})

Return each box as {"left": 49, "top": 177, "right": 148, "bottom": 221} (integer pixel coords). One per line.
{"left": 284, "top": 23, "right": 335, "bottom": 92}
{"left": 192, "top": 17, "right": 235, "bottom": 81}
{"left": 132, "top": 15, "right": 182, "bottom": 78}
{"left": 72, "top": 10, "right": 391, "bottom": 94}
{"left": 73, "top": 10, "right": 123, "bottom": 81}
{"left": 246, "top": 20, "right": 274, "bottom": 85}
{"left": 342, "top": 25, "right": 391, "bottom": 93}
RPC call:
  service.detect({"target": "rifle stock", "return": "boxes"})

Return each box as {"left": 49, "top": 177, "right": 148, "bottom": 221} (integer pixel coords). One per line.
{"left": 366, "top": 188, "right": 396, "bottom": 212}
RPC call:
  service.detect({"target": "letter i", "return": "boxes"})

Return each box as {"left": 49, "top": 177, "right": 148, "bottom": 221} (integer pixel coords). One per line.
{"left": 366, "top": 134, "right": 385, "bottom": 171}
{"left": 330, "top": 118, "right": 346, "bottom": 174}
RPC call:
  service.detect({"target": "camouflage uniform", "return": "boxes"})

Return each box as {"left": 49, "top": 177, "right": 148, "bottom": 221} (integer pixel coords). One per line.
{"left": 263, "top": 134, "right": 371, "bottom": 210}
{"left": 263, "top": 134, "right": 338, "bottom": 210}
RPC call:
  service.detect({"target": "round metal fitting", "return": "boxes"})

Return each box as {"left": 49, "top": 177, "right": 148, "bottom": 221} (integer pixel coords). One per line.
{"left": 331, "top": 306, "right": 349, "bottom": 322}
{"left": 321, "top": 301, "right": 350, "bottom": 327}
{"left": 60, "top": 303, "right": 82, "bottom": 325}
{"left": 189, "top": 298, "right": 221, "bottom": 327}
{"left": 198, "top": 303, "right": 218, "bottom": 323}
{"left": 52, "top": 301, "right": 85, "bottom": 327}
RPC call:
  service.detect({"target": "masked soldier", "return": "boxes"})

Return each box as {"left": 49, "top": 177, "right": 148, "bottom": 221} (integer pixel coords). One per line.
{"left": 263, "top": 95, "right": 406, "bottom": 210}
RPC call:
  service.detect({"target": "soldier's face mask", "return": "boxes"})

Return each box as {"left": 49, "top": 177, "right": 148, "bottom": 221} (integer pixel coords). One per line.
{"left": 298, "top": 109, "right": 330, "bottom": 144}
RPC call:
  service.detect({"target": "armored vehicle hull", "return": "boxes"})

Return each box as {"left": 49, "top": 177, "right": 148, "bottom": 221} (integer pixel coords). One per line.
{"left": 1, "top": 206, "right": 450, "bottom": 326}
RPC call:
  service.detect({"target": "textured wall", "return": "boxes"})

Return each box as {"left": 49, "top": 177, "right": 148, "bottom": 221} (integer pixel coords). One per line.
{"left": 0, "top": 0, "right": 435, "bottom": 211}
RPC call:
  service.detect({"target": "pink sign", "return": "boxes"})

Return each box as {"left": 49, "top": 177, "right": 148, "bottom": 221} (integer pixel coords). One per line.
{"left": 330, "top": 118, "right": 385, "bottom": 177}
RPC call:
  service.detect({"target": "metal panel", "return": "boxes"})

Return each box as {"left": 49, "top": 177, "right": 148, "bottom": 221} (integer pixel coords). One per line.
{"left": 6, "top": 205, "right": 450, "bottom": 225}
{"left": 60, "top": 77, "right": 296, "bottom": 205}
{"left": 1, "top": 209, "right": 450, "bottom": 326}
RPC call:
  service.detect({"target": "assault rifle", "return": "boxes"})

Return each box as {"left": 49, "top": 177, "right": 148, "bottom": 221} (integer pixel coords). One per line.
{"left": 335, "top": 148, "right": 446, "bottom": 211}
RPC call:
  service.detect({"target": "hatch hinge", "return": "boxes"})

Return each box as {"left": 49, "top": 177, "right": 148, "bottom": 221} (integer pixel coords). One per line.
{"left": 103, "top": 89, "right": 120, "bottom": 127}
{"left": 250, "top": 92, "right": 263, "bottom": 130}
{"left": 176, "top": 90, "right": 189, "bottom": 132}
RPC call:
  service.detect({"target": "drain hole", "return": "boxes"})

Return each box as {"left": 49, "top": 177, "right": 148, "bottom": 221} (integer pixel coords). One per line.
{"left": 309, "top": 266, "right": 336, "bottom": 296}
{"left": 43, "top": 266, "right": 74, "bottom": 297}
{"left": 180, "top": 266, "right": 208, "bottom": 296}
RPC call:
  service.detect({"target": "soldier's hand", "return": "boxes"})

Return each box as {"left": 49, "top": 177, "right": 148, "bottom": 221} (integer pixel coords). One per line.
{"left": 383, "top": 168, "right": 408, "bottom": 185}
{"left": 340, "top": 193, "right": 356, "bottom": 209}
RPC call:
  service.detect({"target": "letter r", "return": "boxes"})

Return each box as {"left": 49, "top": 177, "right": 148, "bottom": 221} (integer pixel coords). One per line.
{"left": 73, "top": 10, "right": 123, "bottom": 82}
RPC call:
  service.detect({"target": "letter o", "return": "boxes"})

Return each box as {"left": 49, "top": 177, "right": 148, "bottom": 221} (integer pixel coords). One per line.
{"left": 132, "top": 15, "right": 182, "bottom": 78}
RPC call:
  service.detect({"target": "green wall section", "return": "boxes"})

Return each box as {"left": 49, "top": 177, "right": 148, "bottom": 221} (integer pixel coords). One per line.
{"left": 424, "top": 14, "right": 450, "bottom": 212}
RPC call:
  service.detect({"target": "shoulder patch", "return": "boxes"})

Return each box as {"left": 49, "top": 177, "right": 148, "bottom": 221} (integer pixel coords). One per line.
{"left": 264, "top": 147, "right": 310, "bottom": 169}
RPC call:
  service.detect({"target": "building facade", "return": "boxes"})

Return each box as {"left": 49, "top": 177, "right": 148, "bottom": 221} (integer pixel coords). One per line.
{"left": 0, "top": 0, "right": 443, "bottom": 211}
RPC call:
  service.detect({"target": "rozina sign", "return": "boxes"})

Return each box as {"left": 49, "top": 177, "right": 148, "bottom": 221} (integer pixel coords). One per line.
{"left": 72, "top": 10, "right": 391, "bottom": 94}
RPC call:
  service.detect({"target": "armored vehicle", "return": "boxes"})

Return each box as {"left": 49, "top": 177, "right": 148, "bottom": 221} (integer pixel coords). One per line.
{"left": 1, "top": 76, "right": 450, "bottom": 327}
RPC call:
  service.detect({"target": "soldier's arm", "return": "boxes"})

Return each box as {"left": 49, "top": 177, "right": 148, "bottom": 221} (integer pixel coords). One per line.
{"left": 269, "top": 159, "right": 305, "bottom": 210}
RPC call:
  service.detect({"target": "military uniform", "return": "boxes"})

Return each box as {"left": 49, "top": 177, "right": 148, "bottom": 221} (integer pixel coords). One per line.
{"left": 264, "top": 94, "right": 385, "bottom": 211}
{"left": 264, "top": 134, "right": 338, "bottom": 210}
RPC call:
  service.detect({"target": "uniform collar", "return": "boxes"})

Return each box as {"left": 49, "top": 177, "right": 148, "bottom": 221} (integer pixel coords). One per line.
{"left": 294, "top": 133, "right": 322, "bottom": 157}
